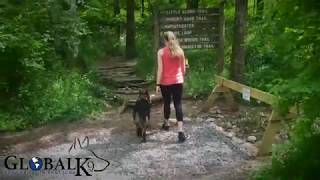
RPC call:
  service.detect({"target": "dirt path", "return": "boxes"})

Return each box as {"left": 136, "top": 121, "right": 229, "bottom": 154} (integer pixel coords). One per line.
{"left": 0, "top": 100, "right": 263, "bottom": 180}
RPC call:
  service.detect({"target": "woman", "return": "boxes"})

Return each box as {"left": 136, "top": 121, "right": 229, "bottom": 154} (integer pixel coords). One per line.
{"left": 156, "top": 31, "right": 186, "bottom": 143}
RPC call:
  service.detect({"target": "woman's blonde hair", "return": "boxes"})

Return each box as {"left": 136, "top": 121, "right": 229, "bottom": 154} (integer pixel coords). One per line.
{"left": 163, "top": 31, "right": 183, "bottom": 57}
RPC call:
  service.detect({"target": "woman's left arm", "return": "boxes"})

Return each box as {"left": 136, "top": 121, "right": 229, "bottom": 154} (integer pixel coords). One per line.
{"left": 181, "top": 51, "right": 186, "bottom": 76}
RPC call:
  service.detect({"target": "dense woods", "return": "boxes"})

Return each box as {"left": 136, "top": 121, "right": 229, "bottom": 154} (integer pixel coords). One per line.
{"left": 0, "top": 0, "right": 319, "bottom": 179}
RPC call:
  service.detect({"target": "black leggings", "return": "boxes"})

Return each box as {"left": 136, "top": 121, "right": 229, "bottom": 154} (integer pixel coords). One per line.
{"left": 160, "top": 84, "right": 183, "bottom": 122}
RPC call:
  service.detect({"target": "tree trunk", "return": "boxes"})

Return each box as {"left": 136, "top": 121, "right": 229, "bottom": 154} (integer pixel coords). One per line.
{"left": 114, "top": 0, "right": 120, "bottom": 40}
{"left": 152, "top": 2, "right": 159, "bottom": 81}
{"left": 126, "top": 0, "right": 136, "bottom": 59}
{"left": 141, "top": 0, "right": 144, "bottom": 17}
{"left": 216, "top": 2, "right": 225, "bottom": 74}
{"left": 230, "top": 0, "right": 248, "bottom": 83}
{"left": 256, "top": 0, "right": 264, "bottom": 18}
{"left": 186, "top": 0, "right": 199, "bottom": 9}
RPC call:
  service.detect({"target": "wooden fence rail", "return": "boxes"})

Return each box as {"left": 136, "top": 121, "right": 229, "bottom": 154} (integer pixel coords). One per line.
{"left": 201, "top": 75, "right": 296, "bottom": 156}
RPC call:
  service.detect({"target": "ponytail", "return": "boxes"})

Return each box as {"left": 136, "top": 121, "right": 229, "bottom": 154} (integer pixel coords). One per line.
{"left": 163, "top": 31, "right": 183, "bottom": 57}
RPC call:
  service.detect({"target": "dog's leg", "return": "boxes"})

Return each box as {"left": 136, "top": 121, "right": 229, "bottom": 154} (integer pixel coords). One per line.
{"left": 147, "top": 111, "right": 151, "bottom": 121}
{"left": 133, "top": 107, "right": 137, "bottom": 121}
{"left": 146, "top": 114, "right": 150, "bottom": 129}
{"left": 136, "top": 126, "right": 142, "bottom": 136}
{"left": 133, "top": 107, "right": 141, "bottom": 137}
{"left": 142, "top": 127, "right": 146, "bottom": 142}
{"left": 146, "top": 108, "right": 151, "bottom": 128}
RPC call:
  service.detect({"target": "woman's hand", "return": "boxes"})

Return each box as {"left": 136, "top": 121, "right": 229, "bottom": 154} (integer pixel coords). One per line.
{"left": 156, "top": 85, "right": 160, "bottom": 93}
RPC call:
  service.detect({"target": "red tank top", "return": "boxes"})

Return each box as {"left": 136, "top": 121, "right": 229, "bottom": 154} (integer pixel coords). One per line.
{"left": 160, "top": 47, "right": 184, "bottom": 85}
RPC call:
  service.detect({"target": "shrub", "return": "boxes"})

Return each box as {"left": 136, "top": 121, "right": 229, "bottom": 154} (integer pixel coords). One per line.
{"left": 252, "top": 117, "right": 320, "bottom": 180}
{"left": 0, "top": 71, "right": 111, "bottom": 131}
{"left": 184, "top": 50, "right": 217, "bottom": 98}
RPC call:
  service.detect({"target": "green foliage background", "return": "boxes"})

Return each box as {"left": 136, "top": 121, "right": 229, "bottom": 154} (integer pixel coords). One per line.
{"left": 244, "top": 0, "right": 320, "bottom": 179}
{"left": 0, "top": 0, "right": 118, "bottom": 131}
{"left": 0, "top": 0, "right": 320, "bottom": 178}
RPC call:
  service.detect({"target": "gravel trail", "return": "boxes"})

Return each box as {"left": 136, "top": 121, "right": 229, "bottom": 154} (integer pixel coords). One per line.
{"left": 0, "top": 101, "right": 260, "bottom": 180}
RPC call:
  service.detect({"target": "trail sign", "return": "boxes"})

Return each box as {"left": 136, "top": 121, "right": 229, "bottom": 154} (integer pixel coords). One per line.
{"left": 159, "top": 8, "right": 222, "bottom": 49}
{"left": 242, "top": 87, "right": 251, "bottom": 101}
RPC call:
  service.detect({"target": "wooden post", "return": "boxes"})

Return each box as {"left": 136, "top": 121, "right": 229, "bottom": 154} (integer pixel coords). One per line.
{"left": 200, "top": 85, "right": 223, "bottom": 113}
{"left": 258, "top": 110, "right": 282, "bottom": 156}
{"left": 200, "top": 85, "right": 238, "bottom": 113}
{"left": 223, "top": 90, "right": 238, "bottom": 111}
{"left": 216, "top": 1, "right": 225, "bottom": 73}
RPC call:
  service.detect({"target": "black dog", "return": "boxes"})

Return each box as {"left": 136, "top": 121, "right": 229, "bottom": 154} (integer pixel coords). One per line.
{"left": 133, "top": 89, "right": 151, "bottom": 142}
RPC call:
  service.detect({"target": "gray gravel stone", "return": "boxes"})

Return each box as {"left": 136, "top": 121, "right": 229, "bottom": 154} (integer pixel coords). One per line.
{"left": 247, "top": 136, "right": 257, "bottom": 143}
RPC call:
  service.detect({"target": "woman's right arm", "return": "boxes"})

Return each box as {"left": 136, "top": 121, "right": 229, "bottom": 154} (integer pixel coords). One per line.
{"left": 156, "top": 49, "right": 163, "bottom": 92}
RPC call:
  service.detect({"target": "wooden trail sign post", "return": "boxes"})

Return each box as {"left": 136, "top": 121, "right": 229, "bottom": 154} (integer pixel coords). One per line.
{"left": 153, "top": 5, "right": 225, "bottom": 84}
{"left": 153, "top": 4, "right": 225, "bottom": 81}
{"left": 201, "top": 75, "right": 297, "bottom": 156}
{"left": 159, "top": 8, "right": 221, "bottom": 49}
{"left": 155, "top": 4, "right": 225, "bottom": 65}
